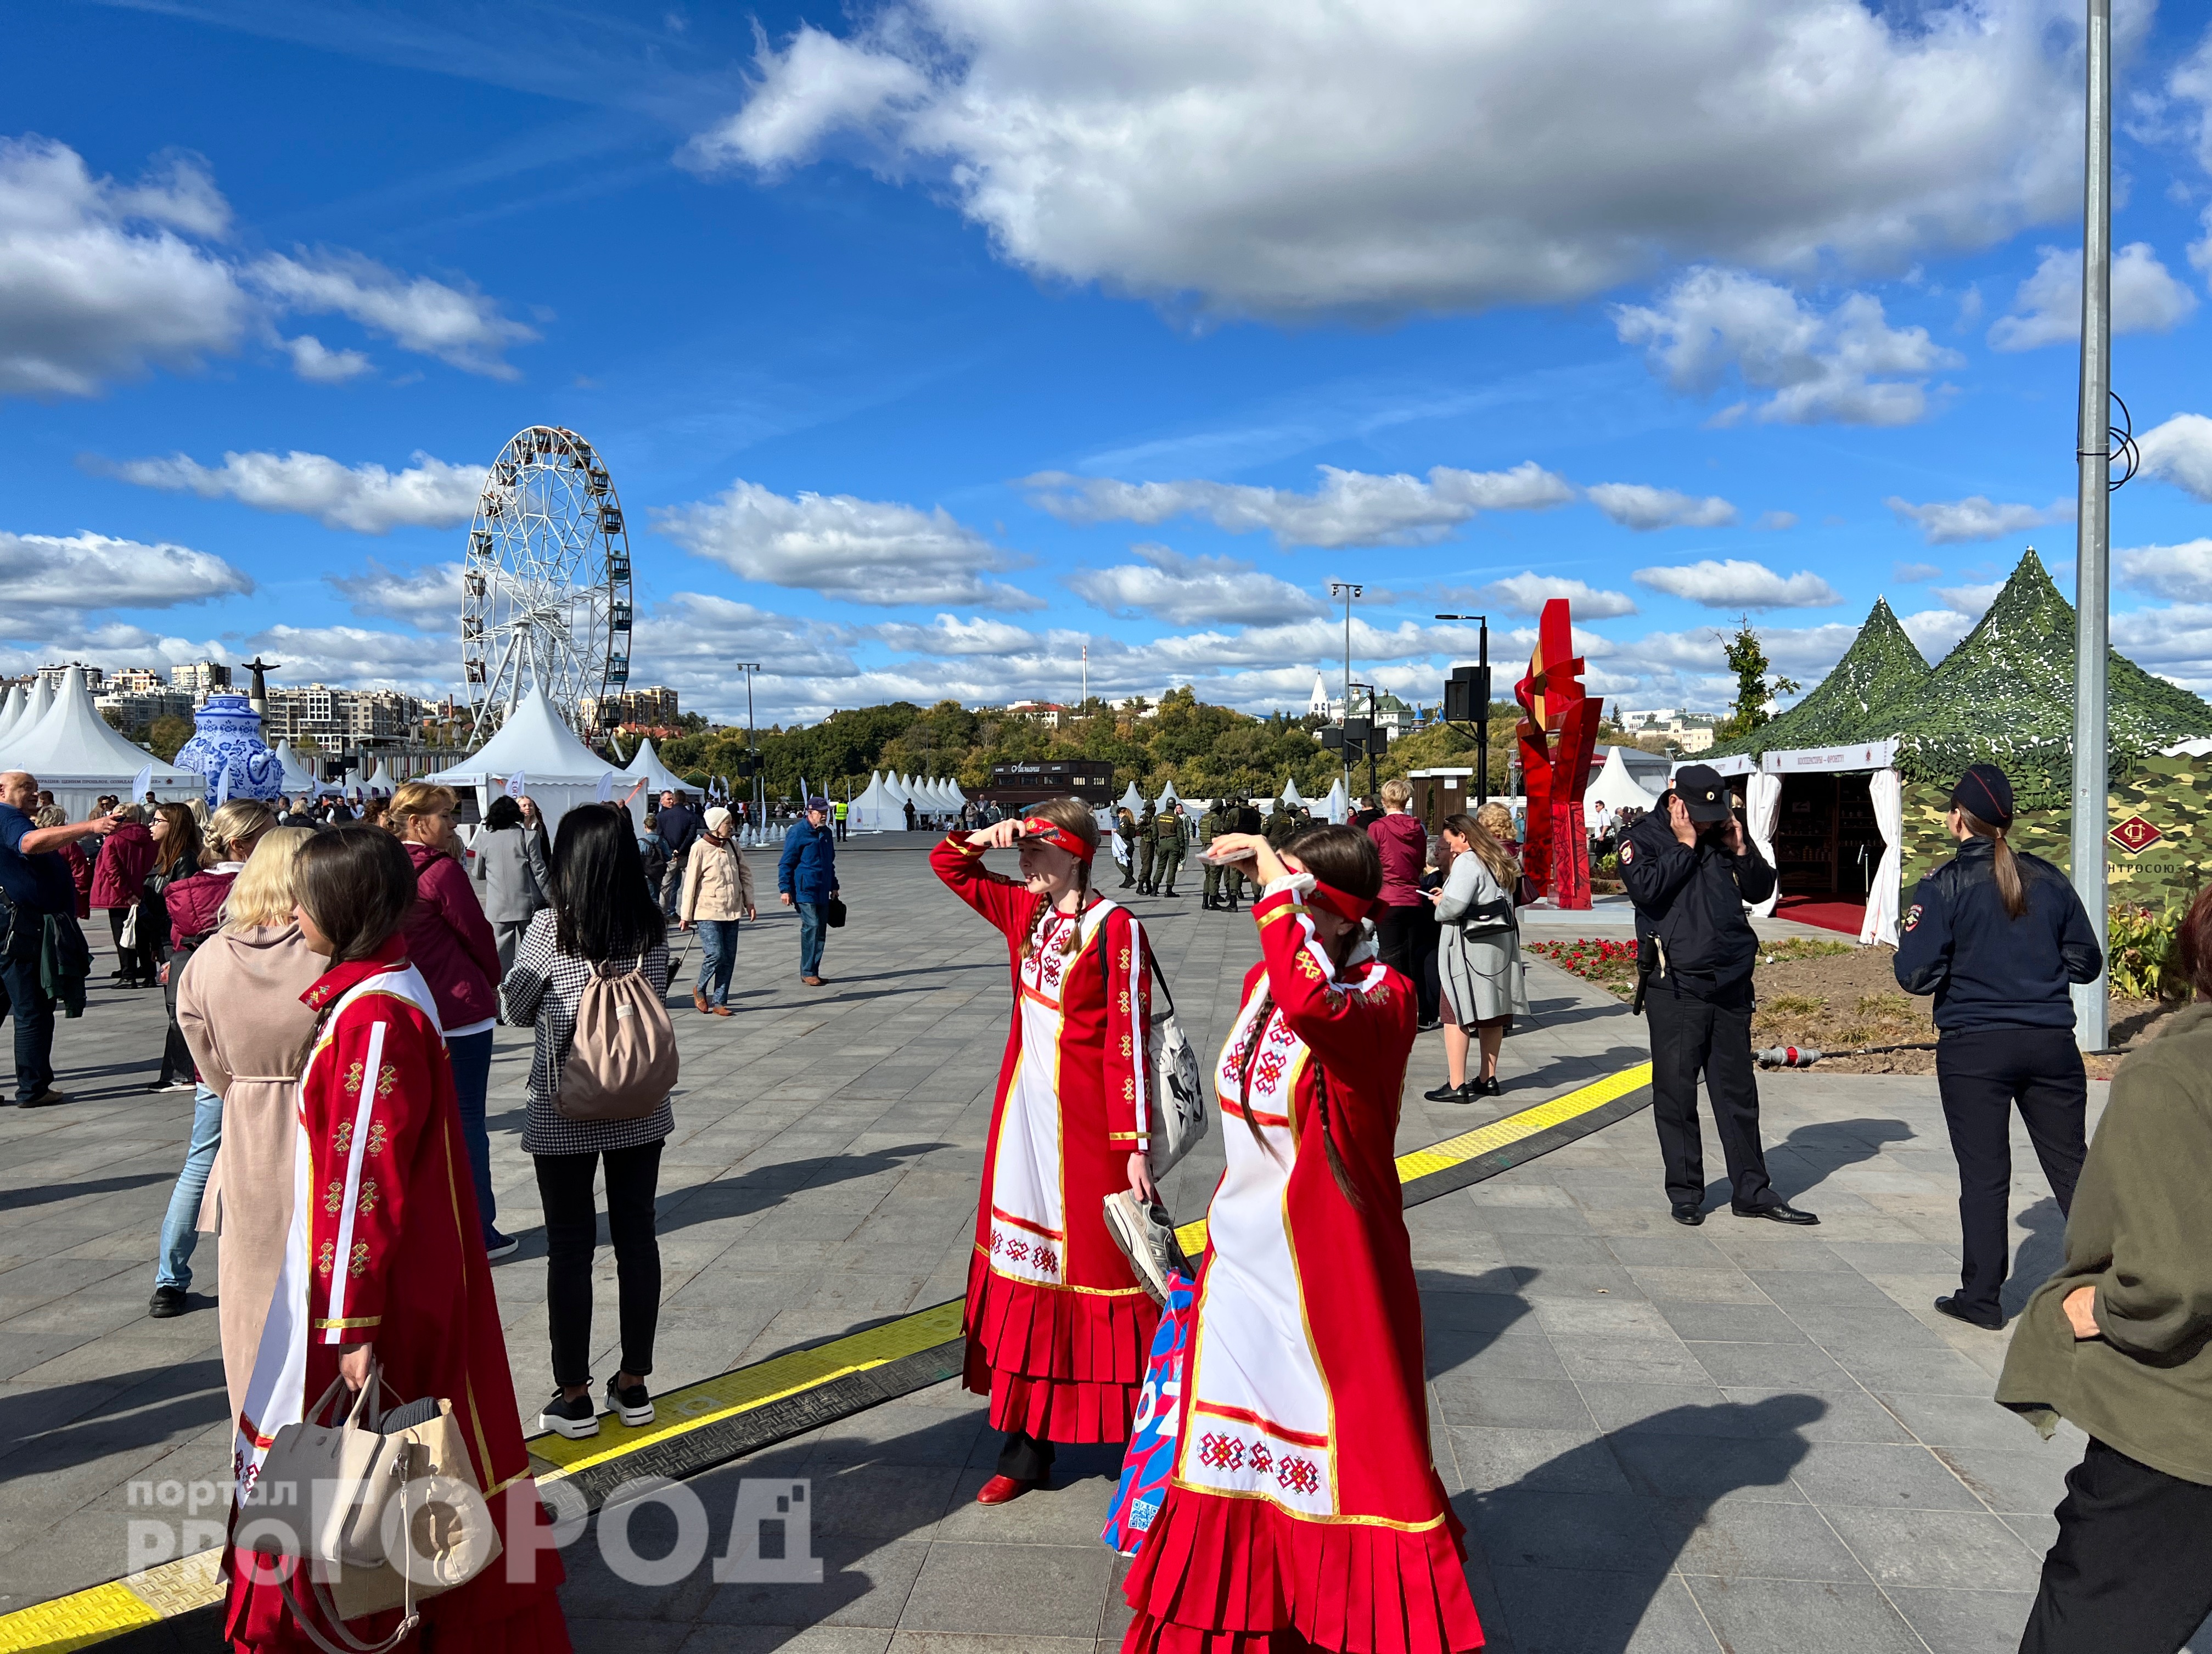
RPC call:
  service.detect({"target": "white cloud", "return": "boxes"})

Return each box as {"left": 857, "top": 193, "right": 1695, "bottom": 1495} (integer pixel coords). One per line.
{"left": 2117, "top": 538, "right": 2212, "bottom": 603}
{"left": 1987, "top": 243, "right": 2199, "bottom": 351}
{"left": 1067, "top": 544, "right": 1323, "bottom": 625}
{"left": 1893, "top": 560, "right": 1941, "bottom": 582}
{"left": 689, "top": 1, "right": 2088, "bottom": 321}
{"left": 1901, "top": 606, "right": 1977, "bottom": 657}
{"left": 99, "top": 449, "right": 483, "bottom": 533}
{"left": 1933, "top": 581, "right": 2004, "bottom": 618}
{"left": 633, "top": 593, "right": 863, "bottom": 688}
{"left": 2172, "top": 29, "right": 2212, "bottom": 175}
{"left": 1754, "top": 511, "right": 1799, "bottom": 531}
{"left": 1613, "top": 267, "right": 1961, "bottom": 426}
{"left": 0, "top": 134, "right": 534, "bottom": 398}
{"left": 2138, "top": 412, "right": 2212, "bottom": 501}
{"left": 2110, "top": 603, "right": 2212, "bottom": 693}
{"left": 0, "top": 530, "right": 252, "bottom": 617}
{"left": 248, "top": 252, "right": 536, "bottom": 379}
{"left": 1632, "top": 558, "right": 1838, "bottom": 609}
{"left": 653, "top": 479, "right": 1042, "bottom": 609}
{"left": 325, "top": 559, "right": 464, "bottom": 629}
{"left": 871, "top": 615, "right": 1048, "bottom": 656}
{"left": 1885, "top": 493, "right": 2070, "bottom": 544}
{"left": 1588, "top": 483, "right": 1738, "bottom": 532}
{"left": 1023, "top": 460, "right": 1573, "bottom": 549}
{"left": 282, "top": 334, "right": 373, "bottom": 384}
{"left": 242, "top": 623, "right": 454, "bottom": 695}
{"left": 1474, "top": 572, "right": 1638, "bottom": 620}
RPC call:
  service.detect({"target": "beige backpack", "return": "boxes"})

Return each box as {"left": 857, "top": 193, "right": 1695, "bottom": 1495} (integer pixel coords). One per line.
{"left": 556, "top": 962, "right": 680, "bottom": 1121}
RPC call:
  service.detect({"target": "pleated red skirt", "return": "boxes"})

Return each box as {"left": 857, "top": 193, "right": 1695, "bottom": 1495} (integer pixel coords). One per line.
{"left": 964, "top": 1245, "right": 1158, "bottom": 1441}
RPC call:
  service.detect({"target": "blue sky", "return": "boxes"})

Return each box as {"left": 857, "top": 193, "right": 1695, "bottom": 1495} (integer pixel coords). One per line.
{"left": 6, "top": 0, "right": 2212, "bottom": 726}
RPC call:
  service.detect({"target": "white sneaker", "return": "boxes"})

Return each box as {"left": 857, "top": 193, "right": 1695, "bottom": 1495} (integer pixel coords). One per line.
{"left": 605, "top": 1376, "right": 655, "bottom": 1428}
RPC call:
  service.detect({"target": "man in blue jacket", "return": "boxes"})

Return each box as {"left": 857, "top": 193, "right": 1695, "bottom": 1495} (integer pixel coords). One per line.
{"left": 778, "top": 796, "right": 840, "bottom": 986}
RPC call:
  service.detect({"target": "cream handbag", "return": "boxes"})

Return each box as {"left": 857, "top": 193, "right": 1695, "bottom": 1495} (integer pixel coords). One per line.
{"left": 248, "top": 1368, "right": 501, "bottom": 1654}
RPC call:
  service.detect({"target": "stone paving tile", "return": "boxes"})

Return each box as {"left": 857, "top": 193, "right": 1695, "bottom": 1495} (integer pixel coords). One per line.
{"left": 10, "top": 844, "right": 2201, "bottom": 1648}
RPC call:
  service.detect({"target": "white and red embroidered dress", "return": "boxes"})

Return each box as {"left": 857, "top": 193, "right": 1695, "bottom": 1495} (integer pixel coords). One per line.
{"left": 1122, "top": 876, "right": 1484, "bottom": 1654}
{"left": 933, "top": 831, "right": 1162, "bottom": 1442}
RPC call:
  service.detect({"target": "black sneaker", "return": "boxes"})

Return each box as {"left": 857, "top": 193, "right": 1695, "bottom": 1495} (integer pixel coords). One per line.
{"left": 148, "top": 1286, "right": 189, "bottom": 1318}
{"left": 539, "top": 1390, "right": 599, "bottom": 1439}
{"left": 1423, "top": 1080, "right": 1467, "bottom": 1102}
{"left": 606, "top": 1376, "right": 654, "bottom": 1428}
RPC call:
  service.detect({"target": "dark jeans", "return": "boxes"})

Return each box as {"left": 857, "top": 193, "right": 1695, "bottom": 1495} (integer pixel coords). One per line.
{"left": 796, "top": 902, "right": 826, "bottom": 976}
{"left": 535, "top": 1140, "right": 664, "bottom": 1388}
{"left": 1376, "top": 904, "right": 1424, "bottom": 977}
{"left": 2020, "top": 1438, "right": 2212, "bottom": 1654}
{"left": 1935, "top": 1027, "right": 2086, "bottom": 1317}
{"left": 0, "top": 930, "right": 55, "bottom": 1103}
{"left": 447, "top": 1029, "right": 499, "bottom": 1242}
{"left": 1647, "top": 979, "right": 1775, "bottom": 1211}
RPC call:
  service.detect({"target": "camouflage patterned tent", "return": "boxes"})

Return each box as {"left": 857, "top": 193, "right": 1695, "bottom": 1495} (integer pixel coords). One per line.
{"left": 1708, "top": 596, "right": 1928, "bottom": 761}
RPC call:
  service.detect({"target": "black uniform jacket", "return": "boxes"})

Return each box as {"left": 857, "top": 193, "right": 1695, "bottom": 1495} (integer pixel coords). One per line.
{"left": 1893, "top": 838, "right": 2102, "bottom": 1033}
{"left": 1620, "top": 809, "right": 1777, "bottom": 1001}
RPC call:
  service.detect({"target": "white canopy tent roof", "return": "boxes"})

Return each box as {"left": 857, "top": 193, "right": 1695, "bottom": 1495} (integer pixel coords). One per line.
{"left": 364, "top": 758, "right": 397, "bottom": 794}
{"left": 422, "top": 685, "right": 614, "bottom": 834}
{"left": 1154, "top": 779, "right": 1181, "bottom": 812}
{"left": 1119, "top": 781, "right": 1144, "bottom": 813}
{"left": 3, "top": 678, "right": 56, "bottom": 763}
{"left": 1281, "top": 775, "right": 1305, "bottom": 807}
{"left": 2, "top": 666, "right": 199, "bottom": 820}
{"left": 1584, "top": 747, "right": 1659, "bottom": 815}
{"left": 1320, "top": 777, "right": 1349, "bottom": 824}
{"left": 847, "top": 771, "right": 900, "bottom": 832}
{"left": 0, "top": 685, "right": 25, "bottom": 751}
{"left": 270, "top": 740, "right": 323, "bottom": 796}
{"left": 622, "top": 737, "right": 690, "bottom": 797}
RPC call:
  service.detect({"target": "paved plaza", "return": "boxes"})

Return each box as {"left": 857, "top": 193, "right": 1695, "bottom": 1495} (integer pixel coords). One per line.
{"left": 2, "top": 839, "right": 2198, "bottom": 1652}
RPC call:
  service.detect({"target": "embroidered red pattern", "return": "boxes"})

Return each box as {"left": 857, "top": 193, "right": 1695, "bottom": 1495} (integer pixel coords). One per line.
{"left": 1198, "top": 1432, "right": 1246, "bottom": 1471}
{"left": 1278, "top": 1457, "right": 1322, "bottom": 1494}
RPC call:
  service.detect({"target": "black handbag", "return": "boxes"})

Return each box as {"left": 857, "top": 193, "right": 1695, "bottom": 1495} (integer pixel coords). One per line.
{"left": 823, "top": 897, "right": 848, "bottom": 929}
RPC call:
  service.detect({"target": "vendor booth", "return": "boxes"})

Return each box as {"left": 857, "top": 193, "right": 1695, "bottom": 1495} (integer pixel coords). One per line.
{"left": 0, "top": 666, "right": 200, "bottom": 821}
{"left": 420, "top": 685, "right": 614, "bottom": 836}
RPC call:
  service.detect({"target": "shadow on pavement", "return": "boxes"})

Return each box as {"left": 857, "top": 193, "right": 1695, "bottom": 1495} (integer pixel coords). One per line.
{"left": 1465, "top": 1393, "right": 1828, "bottom": 1652}
{"left": 0, "top": 1172, "right": 172, "bottom": 1214}
{"left": 2001, "top": 1195, "right": 2067, "bottom": 1320}
{"left": 0, "top": 1356, "right": 228, "bottom": 1465}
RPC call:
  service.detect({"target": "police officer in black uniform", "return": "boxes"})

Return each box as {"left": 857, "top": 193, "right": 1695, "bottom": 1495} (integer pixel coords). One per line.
{"left": 1894, "top": 763, "right": 2102, "bottom": 1330}
{"left": 1621, "top": 764, "right": 1817, "bottom": 1227}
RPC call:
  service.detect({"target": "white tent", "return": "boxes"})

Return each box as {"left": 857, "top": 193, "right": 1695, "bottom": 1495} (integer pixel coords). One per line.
{"left": 847, "top": 771, "right": 900, "bottom": 832}
{"left": 623, "top": 737, "right": 689, "bottom": 797}
{"left": 3, "top": 677, "right": 56, "bottom": 764}
{"left": 1281, "top": 775, "right": 1305, "bottom": 807}
{"left": 1584, "top": 747, "right": 1659, "bottom": 816}
{"left": 1119, "top": 781, "right": 1144, "bottom": 813}
{"left": 2, "top": 666, "right": 198, "bottom": 820}
{"left": 271, "top": 740, "right": 319, "bottom": 796}
{"left": 421, "top": 685, "right": 614, "bottom": 835}
{"left": 1320, "top": 778, "right": 1349, "bottom": 824}
{"left": 1154, "top": 779, "right": 1181, "bottom": 813}
{"left": 0, "top": 685, "right": 25, "bottom": 751}
{"left": 364, "top": 758, "right": 397, "bottom": 794}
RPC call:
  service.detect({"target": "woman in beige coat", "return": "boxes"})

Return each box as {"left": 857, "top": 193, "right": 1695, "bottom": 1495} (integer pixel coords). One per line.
{"left": 678, "top": 804, "right": 756, "bottom": 1015}
{"left": 173, "top": 826, "right": 327, "bottom": 1427}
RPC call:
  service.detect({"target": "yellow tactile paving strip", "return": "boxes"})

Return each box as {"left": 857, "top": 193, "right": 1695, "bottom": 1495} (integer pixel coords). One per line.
{"left": 0, "top": 1060, "right": 1647, "bottom": 1652}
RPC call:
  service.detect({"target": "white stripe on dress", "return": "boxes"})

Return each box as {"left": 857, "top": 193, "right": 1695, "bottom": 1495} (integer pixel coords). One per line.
{"left": 319, "top": 1018, "right": 386, "bottom": 1344}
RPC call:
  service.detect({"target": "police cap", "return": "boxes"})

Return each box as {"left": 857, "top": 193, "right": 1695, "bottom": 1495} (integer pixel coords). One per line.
{"left": 1674, "top": 764, "right": 1733, "bottom": 823}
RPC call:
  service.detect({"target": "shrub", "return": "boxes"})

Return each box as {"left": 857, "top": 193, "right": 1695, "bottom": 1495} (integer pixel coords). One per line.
{"left": 2108, "top": 904, "right": 2185, "bottom": 1001}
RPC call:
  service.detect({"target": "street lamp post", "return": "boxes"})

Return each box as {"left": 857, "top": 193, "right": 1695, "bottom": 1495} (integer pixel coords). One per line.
{"left": 734, "top": 662, "right": 762, "bottom": 842}
{"left": 1435, "top": 614, "right": 1491, "bottom": 806}
{"left": 1330, "top": 582, "right": 1363, "bottom": 798}
{"left": 2070, "top": 0, "right": 2112, "bottom": 1051}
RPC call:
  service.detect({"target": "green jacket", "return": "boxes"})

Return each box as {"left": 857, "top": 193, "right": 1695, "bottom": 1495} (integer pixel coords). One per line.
{"left": 1997, "top": 1002, "right": 2212, "bottom": 1484}
{"left": 1199, "top": 808, "right": 1231, "bottom": 845}
{"left": 1138, "top": 809, "right": 1159, "bottom": 845}
{"left": 1265, "top": 808, "right": 1298, "bottom": 848}
{"left": 1158, "top": 811, "right": 1189, "bottom": 854}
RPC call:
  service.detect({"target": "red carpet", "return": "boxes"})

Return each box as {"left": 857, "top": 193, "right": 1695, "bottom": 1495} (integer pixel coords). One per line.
{"left": 1776, "top": 896, "right": 1867, "bottom": 937}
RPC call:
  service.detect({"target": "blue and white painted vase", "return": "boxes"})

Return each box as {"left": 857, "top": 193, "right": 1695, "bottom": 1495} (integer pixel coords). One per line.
{"left": 173, "top": 691, "right": 286, "bottom": 808}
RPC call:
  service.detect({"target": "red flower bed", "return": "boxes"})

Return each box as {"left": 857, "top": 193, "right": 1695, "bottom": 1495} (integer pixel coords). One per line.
{"left": 1528, "top": 938, "right": 1639, "bottom": 993}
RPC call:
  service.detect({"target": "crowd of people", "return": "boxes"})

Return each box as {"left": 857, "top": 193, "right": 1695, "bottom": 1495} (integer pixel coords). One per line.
{"left": 4, "top": 749, "right": 2209, "bottom": 1654}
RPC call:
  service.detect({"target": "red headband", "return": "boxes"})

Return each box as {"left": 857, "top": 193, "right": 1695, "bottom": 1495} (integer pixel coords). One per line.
{"left": 1020, "top": 818, "right": 1096, "bottom": 863}
{"left": 1306, "top": 879, "right": 1379, "bottom": 923}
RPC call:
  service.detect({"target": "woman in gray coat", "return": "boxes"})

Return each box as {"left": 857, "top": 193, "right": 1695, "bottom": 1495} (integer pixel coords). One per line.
{"left": 1425, "top": 811, "right": 1528, "bottom": 1102}
{"left": 473, "top": 793, "right": 553, "bottom": 973}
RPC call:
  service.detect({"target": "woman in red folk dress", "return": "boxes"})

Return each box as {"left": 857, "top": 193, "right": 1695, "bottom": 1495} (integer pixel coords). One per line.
{"left": 226, "top": 826, "right": 571, "bottom": 1652}
{"left": 932, "top": 797, "right": 1163, "bottom": 1504}
{"left": 1123, "top": 824, "right": 1484, "bottom": 1654}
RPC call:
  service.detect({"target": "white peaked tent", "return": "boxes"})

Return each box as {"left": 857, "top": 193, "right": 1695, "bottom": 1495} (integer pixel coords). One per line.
{"left": 1154, "top": 779, "right": 1181, "bottom": 813}
{"left": 1281, "top": 775, "right": 1305, "bottom": 808}
{"left": 1320, "top": 778, "right": 1349, "bottom": 824}
{"left": 422, "top": 684, "right": 613, "bottom": 834}
{"left": 623, "top": 737, "right": 689, "bottom": 797}
{"left": 0, "top": 684, "right": 25, "bottom": 751}
{"left": 3, "top": 666, "right": 198, "bottom": 820}
{"left": 365, "top": 758, "right": 397, "bottom": 794}
{"left": 1584, "top": 747, "right": 1659, "bottom": 815}
{"left": 1119, "top": 781, "right": 1144, "bottom": 813}
{"left": 4, "top": 677, "right": 57, "bottom": 763}
{"left": 271, "top": 740, "right": 319, "bottom": 796}
{"left": 847, "top": 770, "right": 900, "bottom": 832}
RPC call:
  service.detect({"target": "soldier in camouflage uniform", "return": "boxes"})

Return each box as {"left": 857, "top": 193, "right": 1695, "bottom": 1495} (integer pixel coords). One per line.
{"left": 1137, "top": 803, "right": 1159, "bottom": 894}
{"left": 1115, "top": 807, "right": 1138, "bottom": 888}
{"left": 1200, "top": 801, "right": 1235, "bottom": 909}
{"left": 1156, "top": 802, "right": 1190, "bottom": 896}
{"left": 1265, "top": 797, "right": 1299, "bottom": 851}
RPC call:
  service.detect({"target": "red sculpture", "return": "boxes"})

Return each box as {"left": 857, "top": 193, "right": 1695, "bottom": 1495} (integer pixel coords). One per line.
{"left": 1514, "top": 599, "right": 1604, "bottom": 909}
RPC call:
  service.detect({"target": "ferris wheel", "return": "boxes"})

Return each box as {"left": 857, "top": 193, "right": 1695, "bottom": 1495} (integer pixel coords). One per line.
{"left": 461, "top": 425, "right": 633, "bottom": 741}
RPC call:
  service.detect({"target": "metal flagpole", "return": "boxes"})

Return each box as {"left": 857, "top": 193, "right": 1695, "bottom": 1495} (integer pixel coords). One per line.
{"left": 2070, "top": 0, "right": 2112, "bottom": 1051}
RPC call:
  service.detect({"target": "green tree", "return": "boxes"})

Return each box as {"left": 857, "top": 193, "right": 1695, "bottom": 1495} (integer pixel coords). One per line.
{"left": 146, "top": 715, "right": 195, "bottom": 761}
{"left": 1717, "top": 617, "right": 1800, "bottom": 740}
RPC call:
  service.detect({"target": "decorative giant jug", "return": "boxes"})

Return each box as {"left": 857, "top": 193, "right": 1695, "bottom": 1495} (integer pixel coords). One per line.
{"left": 173, "top": 691, "right": 286, "bottom": 808}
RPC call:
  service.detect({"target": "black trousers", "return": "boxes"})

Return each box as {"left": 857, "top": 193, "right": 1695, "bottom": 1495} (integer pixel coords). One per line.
{"left": 1375, "top": 905, "right": 1423, "bottom": 978}
{"left": 535, "top": 1139, "right": 664, "bottom": 1388}
{"left": 0, "top": 927, "right": 55, "bottom": 1104}
{"left": 997, "top": 1429, "right": 1056, "bottom": 1482}
{"left": 1935, "top": 1027, "right": 2086, "bottom": 1318}
{"left": 2021, "top": 1438, "right": 2212, "bottom": 1654}
{"left": 1647, "top": 980, "right": 1774, "bottom": 1210}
